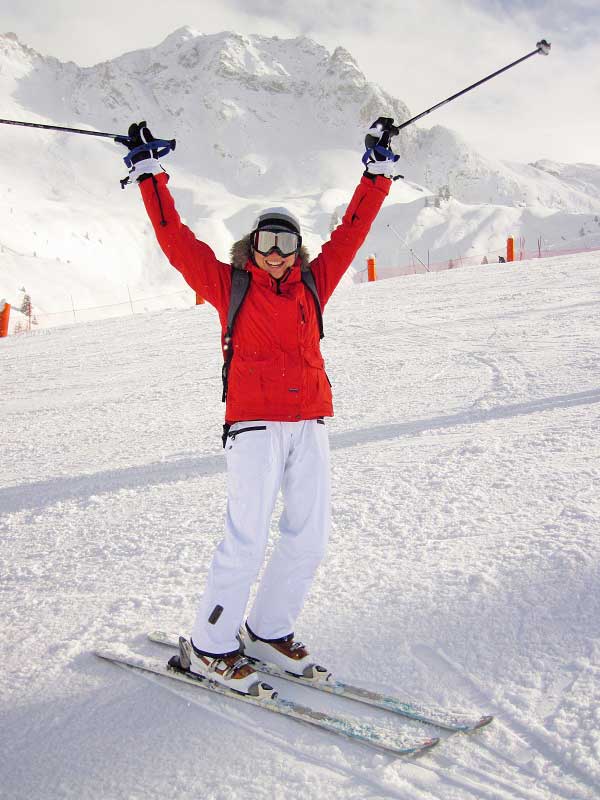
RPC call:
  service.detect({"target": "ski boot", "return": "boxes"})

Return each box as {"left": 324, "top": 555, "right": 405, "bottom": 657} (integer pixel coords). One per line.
{"left": 171, "top": 637, "right": 275, "bottom": 698}
{"left": 240, "top": 623, "right": 331, "bottom": 681}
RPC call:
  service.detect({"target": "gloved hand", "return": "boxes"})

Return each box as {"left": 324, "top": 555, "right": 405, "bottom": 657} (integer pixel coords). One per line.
{"left": 362, "top": 117, "right": 403, "bottom": 180}
{"left": 119, "top": 121, "right": 176, "bottom": 188}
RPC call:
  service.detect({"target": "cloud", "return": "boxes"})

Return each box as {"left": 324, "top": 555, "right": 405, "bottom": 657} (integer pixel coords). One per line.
{"left": 224, "top": 0, "right": 388, "bottom": 34}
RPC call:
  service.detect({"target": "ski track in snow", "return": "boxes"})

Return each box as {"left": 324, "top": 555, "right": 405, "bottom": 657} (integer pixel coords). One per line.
{"left": 1, "top": 254, "right": 600, "bottom": 799}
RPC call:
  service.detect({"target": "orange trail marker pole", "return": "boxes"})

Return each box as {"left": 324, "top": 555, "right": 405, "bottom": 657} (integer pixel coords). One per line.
{"left": 507, "top": 236, "right": 515, "bottom": 262}
{"left": 367, "top": 256, "right": 377, "bottom": 282}
{"left": 0, "top": 301, "right": 11, "bottom": 337}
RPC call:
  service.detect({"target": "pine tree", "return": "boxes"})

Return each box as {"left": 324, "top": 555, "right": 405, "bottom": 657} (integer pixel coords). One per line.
{"left": 20, "top": 292, "right": 32, "bottom": 317}
{"left": 20, "top": 291, "right": 34, "bottom": 331}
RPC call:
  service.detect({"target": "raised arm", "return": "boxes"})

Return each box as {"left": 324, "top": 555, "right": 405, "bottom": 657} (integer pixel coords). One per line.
{"left": 139, "top": 172, "right": 231, "bottom": 311}
{"left": 310, "top": 117, "right": 403, "bottom": 306}
{"left": 122, "top": 121, "right": 231, "bottom": 312}
{"left": 310, "top": 174, "right": 391, "bottom": 306}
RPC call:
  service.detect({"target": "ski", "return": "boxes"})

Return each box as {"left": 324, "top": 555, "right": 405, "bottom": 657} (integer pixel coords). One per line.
{"left": 148, "top": 630, "right": 493, "bottom": 733}
{"left": 95, "top": 647, "right": 439, "bottom": 758}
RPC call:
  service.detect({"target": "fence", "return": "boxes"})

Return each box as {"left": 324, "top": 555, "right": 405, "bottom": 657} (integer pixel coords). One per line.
{"left": 354, "top": 241, "right": 600, "bottom": 283}
{"left": 3, "top": 287, "right": 196, "bottom": 335}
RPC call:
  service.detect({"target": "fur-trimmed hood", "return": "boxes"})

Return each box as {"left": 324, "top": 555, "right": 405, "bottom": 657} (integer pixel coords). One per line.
{"left": 230, "top": 234, "right": 311, "bottom": 271}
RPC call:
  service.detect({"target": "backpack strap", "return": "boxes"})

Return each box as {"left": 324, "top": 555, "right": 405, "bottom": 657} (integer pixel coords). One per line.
{"left": 222, "top": 268, "right": 251, "bottom": 402}
{"left": 222, "top": 266, "right": 324, "bottom": 403}
{"left": 301, "top": 269, "right": 324, "bottom": 340}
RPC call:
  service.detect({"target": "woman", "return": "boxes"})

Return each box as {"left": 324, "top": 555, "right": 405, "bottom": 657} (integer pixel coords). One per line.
{"left": 122, "top": 118, "right": 399, "bottom": 696}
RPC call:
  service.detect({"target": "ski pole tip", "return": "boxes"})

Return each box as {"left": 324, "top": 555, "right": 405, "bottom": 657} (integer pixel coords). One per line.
{"left": 536, "top": 39, "right": 551, "bottom": 55}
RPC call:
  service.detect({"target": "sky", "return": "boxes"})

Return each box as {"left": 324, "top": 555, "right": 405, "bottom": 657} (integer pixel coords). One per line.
{"left": 1, "top": 0, "right": 598, "bottom": 165}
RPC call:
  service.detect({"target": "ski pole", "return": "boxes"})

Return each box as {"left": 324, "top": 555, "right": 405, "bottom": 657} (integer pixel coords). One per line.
{"left": 0, "top": 118, "right": 178, "bottom": 155}
{"left": 0, "top": 117, "right": 133, "bottom": 144}
{"left": 395, "top": 39, "right": 551, "bottom": 134}
{"left": 387, "top": 224, "right": 430, "bottom": 273}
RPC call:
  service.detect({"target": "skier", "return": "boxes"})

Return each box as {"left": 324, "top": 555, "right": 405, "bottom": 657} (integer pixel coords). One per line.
{"left": 121, "top": 119, "right": 401, "bottom": 696}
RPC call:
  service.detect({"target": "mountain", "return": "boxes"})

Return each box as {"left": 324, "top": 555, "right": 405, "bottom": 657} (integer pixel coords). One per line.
{"left": 405, "top": 126, "right": 600, "bottom": 212}
{"left": 0, "top": 28, "right": 599, "bottom": 323}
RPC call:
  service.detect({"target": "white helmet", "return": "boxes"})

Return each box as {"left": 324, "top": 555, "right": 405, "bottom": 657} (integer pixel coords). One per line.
{"left": 252, "top": 206, "right": 301, "bottom": 235}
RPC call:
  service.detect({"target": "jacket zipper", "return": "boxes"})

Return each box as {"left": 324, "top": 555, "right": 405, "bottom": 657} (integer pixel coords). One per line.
{"left": 271, "top": 269, "right": 292, "bottom": 295}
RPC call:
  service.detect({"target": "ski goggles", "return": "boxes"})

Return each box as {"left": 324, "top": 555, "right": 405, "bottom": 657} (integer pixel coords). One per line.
{"left": 252, "top": 228, "right": 301, "bottom": 257}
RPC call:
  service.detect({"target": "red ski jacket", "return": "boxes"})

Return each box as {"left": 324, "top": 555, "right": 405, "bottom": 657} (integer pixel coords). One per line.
{"left": 140, "top": 172, "right": 390, "bottom": 423}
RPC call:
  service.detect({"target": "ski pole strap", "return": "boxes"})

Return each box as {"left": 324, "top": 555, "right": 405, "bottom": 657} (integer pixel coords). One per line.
{"left": 123, "top": 139, "right": 176, "bottom": 168}
{"left": 362, "top": 145, "right": 400, "bottom": 167}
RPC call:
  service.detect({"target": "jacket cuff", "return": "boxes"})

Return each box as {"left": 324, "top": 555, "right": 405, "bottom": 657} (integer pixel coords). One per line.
{"left": 360, "top": 173, "right": 392, "bottom": 194}
{"left": 139, "top": 170, "right": 170, "bottom": 188}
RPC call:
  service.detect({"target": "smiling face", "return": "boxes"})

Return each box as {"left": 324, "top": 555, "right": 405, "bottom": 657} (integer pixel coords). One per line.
{"left": 250, "top": 216, "right": 301, "bottom": 279}
{"left": 253, "top": 249, "right": 297, "bottom": 279}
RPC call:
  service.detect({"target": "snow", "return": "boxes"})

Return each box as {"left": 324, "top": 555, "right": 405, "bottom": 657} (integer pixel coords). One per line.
{"left": 2, "top": 250, "right": 600, "bottom": 799}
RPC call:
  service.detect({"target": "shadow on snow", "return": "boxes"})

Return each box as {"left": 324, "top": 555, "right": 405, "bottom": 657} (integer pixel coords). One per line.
{"left": 2, "top": 387, "right": 599, "bottom": 516}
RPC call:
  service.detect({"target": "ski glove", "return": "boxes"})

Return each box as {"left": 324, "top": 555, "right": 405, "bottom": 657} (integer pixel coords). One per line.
{"left": 362, "top": 117, "right": 403, "bottom": 181}
{"left": 119, "top": 121, "right": 176, "bottom": 188}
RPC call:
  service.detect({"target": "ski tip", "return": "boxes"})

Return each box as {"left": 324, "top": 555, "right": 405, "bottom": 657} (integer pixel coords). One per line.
{"left": 473, "top": 714, "right": 494, "bottom": 730}
{"left": 94, "top": 648, "right": 121, "bottom": 662}
{"left": 148, "top": 630, "right": 168, "bottom": 640}
{"left": 414, "top": 737, "right": 440, "bottom": 756}
{"left": 454, "top": 714, "right": 495, "bottom": 733}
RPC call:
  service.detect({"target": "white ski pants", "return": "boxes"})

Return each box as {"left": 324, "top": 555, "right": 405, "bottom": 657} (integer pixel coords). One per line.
{"left": 191, "top": 419, "right": 331, "bottom": 654}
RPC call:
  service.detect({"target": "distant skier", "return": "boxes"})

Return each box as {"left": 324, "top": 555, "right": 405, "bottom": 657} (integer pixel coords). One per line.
{"left": 121, "top": 118, "right": 400, "bottom": 696}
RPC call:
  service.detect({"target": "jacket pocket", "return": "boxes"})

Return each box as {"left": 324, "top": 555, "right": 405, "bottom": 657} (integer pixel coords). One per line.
{"left": 228, "top": 357, "right": 283, "bottom": 414}
{"left": 302, "top": 350, "right": 331, "bottom": 404}
{"left": 225, "top": 424, "right": 272, "bottom": 476}
{"left": 302, "top": 350, "right": 325, "bottom": 369}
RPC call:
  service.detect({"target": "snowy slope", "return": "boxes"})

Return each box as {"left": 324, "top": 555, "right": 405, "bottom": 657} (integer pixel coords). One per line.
{"left": 1, "top": 28, "right": 600, "bottom": 322}
{"left": 2, "top": 251, "right": 600, "bottom": 799}
{"left": 349, "top": 195, "right": 600, "bottom": 273}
